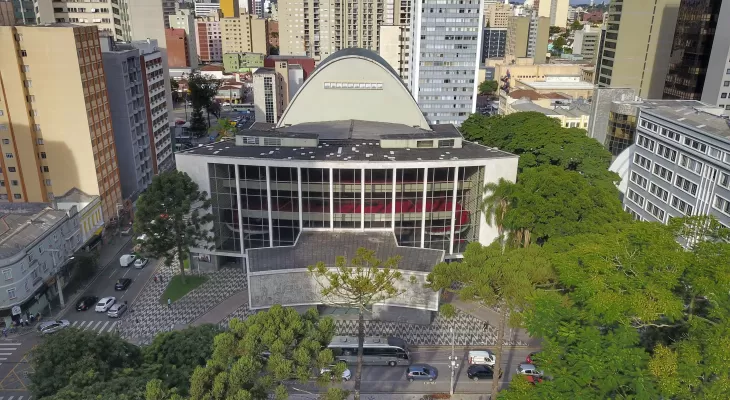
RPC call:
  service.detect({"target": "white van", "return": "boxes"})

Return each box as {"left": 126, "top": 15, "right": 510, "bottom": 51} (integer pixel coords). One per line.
{"left": 119, "top": 254, "right": 136, "bottom": 267}
{"left": 468, "top": 350, "right": 496, "bottom": 366}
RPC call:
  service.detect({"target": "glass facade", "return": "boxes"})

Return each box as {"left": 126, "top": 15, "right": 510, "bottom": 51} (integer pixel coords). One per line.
{"left": 207, "top": 164, "right": 487, "bottom": 256}
{"left": 663, "top": 0, "right": 722, "bottom": 100}
{"left": 606, "top": 111, "right": 637, "bottom": 157}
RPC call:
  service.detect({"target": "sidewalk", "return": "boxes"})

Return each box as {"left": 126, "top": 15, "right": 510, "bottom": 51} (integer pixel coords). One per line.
{"left": 288, "top": 394, "right": 489, "bottom": 400}
{"left": 449, "top": 298, "right": 540, "bottom": 347}
{"left": 191, "top": 288, "right": 249, "bottom": 326}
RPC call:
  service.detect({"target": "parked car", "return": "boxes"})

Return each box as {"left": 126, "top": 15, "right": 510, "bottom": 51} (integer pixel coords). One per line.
{"left": 76, "top": 296, "right": 99, "bottom": 311}
{"left": 516, "top": 363, "right": 543, "bottom": 377}
{"left": 467, "top": 364, "right": 501, "bottom": 381}
{"left": 319, "top": 364, "right": 352, "bottom": 381}
{"left": 133, "top": 258, "right": 148, "bottom": 269}
{"left": 119, "top": 254, "right": 136, "bottom": 267}
{"left": 38, "top": 320, "right": 70, "bottom": 335}
{"left": 468, "top": 350, "right": 496, "bottom": 366}
{"left": 95, "top": 297, "right": 116, "bottom": 312}
{"left": 107, "top": 303, "right": 128, "bottom": 318}
{"left": 115, "top": 278, "right": 132, "bottom": 291}
{"left": 406, "top": 364, "right": 438, "bottom": 382}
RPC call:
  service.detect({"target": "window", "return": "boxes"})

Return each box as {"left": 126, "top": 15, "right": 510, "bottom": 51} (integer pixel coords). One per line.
{"left": 5, "top": 153, "right": 12, "bottom": 159}
{"left": 0, "top": 181, "right": 4, "bottom": 187}
{"left": 1, "top": 139, "right": 8, "bottom": 145}
{"left": 678, "top": 154, "right": 702, "bottom": 174}
{"left": 42, "top": 166, "right": 49, "bottom": 172}
{"left": 7, "top": 288, "right": 16, "bottom": 300}
{"left": 20, "top": 50, "right": 27, "bottom": 57}
{"left": 675, "top": 175, "right": 698, "bottom": 196}
{"left": 23, "top": 80, "right": 31, "bottom": 88}
{"left": 713, "top": 195, "right": 730, "bottom": 215}
{"left": 32, "top": 124, "right": 40, "bottom": 132}
{"left": 45, "top": 179, "right": 51, "bottom": 186}
{"left": 22, "top": 65, "right": 30, "bottom": 72}
{"left": 659, "top": 127, "right": 680, "bottom": 141}
{"left": 2, "top": 268, "right": 11, "bottom": 280}
{"left": 0, "top": 124, "right": 6, "bottom": 131}
{"left": 645, "top": 201, "right": 666, "bottom": 222}
{"left": 709, "top": 147, "right": 721, "bottom": 159}
{"left": 29, "top": 110, "right": 38, "bottom": 117}
{"left": 670, "top": 195, "right": 694, "bottom": 216}
{"left": 637, "top": 135, "right": 655, "bottom": 151}
{"left": 417, "top": 140, "right": 434, "bottom": 148}
{"left": 640, "top": 119, "right": 659, "bottom": 132}
{"left": 26, "top": 95, "right": 34, "bottom": 103}
{"left": 8, "top": 167, "right": 15, "bottom": 172}
{"left": 683, "top": 137, "right": 708, "bottom": 153}
{"left": 36, "top": 138, "right": 43, "bottom": 145}
{"left": 719, "top": 172, "right": 730, "bottom": 189}
{"left": 633, "top": 153, "right": 651, "bottom": 171}
{"left": 438, "top": 139, "right": 455, "bottom": 148}
{"left": 40, "top": 152, "right": 46, "bottom": 159}
{"left": 649, "top": 182, "right": 669, "bottom": 202}
{"left": 656, "top": 144, "right": 677, "bottom": 162}
{"left": 630, "top": 171, "right": 648, "bottom": 189}
{"left": 262, "top": 137, "right": 281, "bottom": 146}
{"left": 241, "top": 136, "right": 258, "bottom": 145}
{"left": 13, "top": 194, "right": 20, "bottom": 199}
{"left": 11, "top": 180, "right": 18, "bottom": 186}
{"left": 627, "top": 188, "right": 645, "bottom": 207}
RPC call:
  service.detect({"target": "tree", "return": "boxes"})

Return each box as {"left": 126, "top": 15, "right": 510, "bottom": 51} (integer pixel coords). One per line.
{"left": 481, "top": 178, "right": 518, "bottom": 248}
{"left": 478, "top": 79, "right": 499, "bottom": 96}
{"left": 427, "top": 243, "right": 555, "bottom": 397}
{"left": 134, "top": 171, "right": 213, "bottom": 284}
{"left": 189, "top": 305, "right": 346, "bottom": 400}
{"left": 187, "top": 72, "right": 221, "bottom": 127}
{"left": 570, "top": 19, "right": 583, "bottom": 31}
{"left": 308, "top": 248, "right": 407, "bottom": 400}
{"left": 552, "top": 37, "right": 566, "bottom": 54}
{"left": 142, "top": 324, "right": 221, "bottom": 396}
{"left": 189, "top": 107, "right": 208, "bottom": 138}
{"left": 70, "top": 253, "right": 99, "bottom": 282}
{"left": 549, "top": 26, "right": 562, "bottom": 35}
{"left": 170, "top": 78, "right": 180, "bottom": 104}
{"left": 270, "top": 46, "right": 280, "bottom": 55}
{"left": 215, "top": 118, "right": 237, "bottom": 139}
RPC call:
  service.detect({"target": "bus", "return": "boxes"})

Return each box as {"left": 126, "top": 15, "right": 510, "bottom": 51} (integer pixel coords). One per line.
{"left": 328, "top": 336, "right": 411, "bottom": 367}
{"left": 231, "top": 104, "right": 254, "bottom": 112}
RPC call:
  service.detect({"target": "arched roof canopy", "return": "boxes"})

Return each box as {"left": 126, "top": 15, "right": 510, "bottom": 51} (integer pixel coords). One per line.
{"left": 277, "top": 48, "right": 431, "bottom": 130}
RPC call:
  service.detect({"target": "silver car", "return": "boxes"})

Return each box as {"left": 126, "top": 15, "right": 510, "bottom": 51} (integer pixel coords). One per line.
{"left": 107, "top": 303, "right": 128, "bottom": 318}
{"left": 38, "top": 320, "right": 70, "bottom": 335}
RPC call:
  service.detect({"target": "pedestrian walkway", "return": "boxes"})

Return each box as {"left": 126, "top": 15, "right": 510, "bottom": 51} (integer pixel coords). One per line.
{"left": 192, "top": 288, "right": 250, "bottom": 326}
{"left": 0, "top": 395, "right": 32, "bottom": 400}
{"left": 0, "top": 343, "right": 21, "bottom": 365}
{"left": 68, "top": 320, "right": 119, "bottom": 334}
{"left": 288, "top": 394, "right": 488, "bottom": 400}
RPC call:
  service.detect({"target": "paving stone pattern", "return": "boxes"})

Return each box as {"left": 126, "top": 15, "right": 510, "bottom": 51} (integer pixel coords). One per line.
{"left": 120, "top": 261, "right": 247, "bottom": 343}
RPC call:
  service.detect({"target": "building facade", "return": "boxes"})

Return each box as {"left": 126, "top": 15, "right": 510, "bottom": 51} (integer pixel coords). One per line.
{"left": 700, "top": 0, "right": 730, "bottom": 113}
{"left": 0, "top": 0, "right": 13, "bottom": 26}
{"left": 196, "top": 15, "right": 223, "bottom": 63}
{"left": 587, "top": 87, "right": 638, "bottom": 157}
{"left": 597, "top": 0, "right": 680, "bottom": 99}
{"left": 482, "top": 27, "right": 507, "bottom": 60}
{"left": 8, "top": 0, "right": 32, "bottom": 25}
{"left": 253, "top": 67, "right": 287, "bottom": 124}
{"left": 221, "top": 15, "right": 268, "bottom": 55}
{"left": 409, "top": 0, "right": 483, "bottom": 126}
{"left": 194, "top": 2, "right": 220, "bottom": 16}
{"left": 165, "top": 28, "right": 190, "bottom": 68}
{"left": 622, "top": 101, "right": 730, "bottom": 230}
{"left": 0, "top": 25, "right": 122, "bottom": 221}
{"left": 573, "top": 25, "right": 600, "bottom": 62}
{"left": 168, "top": 9, "right": 198, "bottom": 69}
{"left": 485, "top": 2, "right": 512, "bottom": 28}
{"left": 506, "top": 14, "right": 548, "bottom": 64}
{"left": 175, "top": 49, "right": 518, "bottom": 323}
{"left": 536, "top": 0, "right": 568, "bottom": 28}
{"left": 379, "top": 24, "right": 411, "bottom": 82}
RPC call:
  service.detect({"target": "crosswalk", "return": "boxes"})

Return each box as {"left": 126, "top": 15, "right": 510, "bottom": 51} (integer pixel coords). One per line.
{"left": 69, "top": 320, "right": 119, "bottom": 334}
{"left": 0, "top": 343, "right": 20, "bottom": 363}
{"left": 0, "top": 396, "right": 32, "bottom": 400}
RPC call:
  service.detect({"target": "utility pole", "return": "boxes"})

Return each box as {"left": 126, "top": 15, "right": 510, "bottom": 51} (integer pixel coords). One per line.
{"left": 448, "top": 326, "right": 459, "bottom": 395}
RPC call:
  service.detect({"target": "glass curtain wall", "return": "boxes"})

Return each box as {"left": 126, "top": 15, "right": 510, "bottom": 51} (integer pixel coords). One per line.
{"left": 364, "top": 169, "right": 394, "bottom": 229}
{"left": 270, "top": 167, "right": 299, "bottom": 246}
{"left": 302, "top": 168, "right": 330, "bottom": 228}
{"left": 424, "top": 167, "right": 458, "bottom": 251}
{"left": 394, "top": 168, "right": 426, "bottom": 247}
{"left": 454, "top": 166, "right": 484, "bottom": 254}
{"left": 209, "top": 164, "right": 240, "bottom": 252}
{"left": 333, "top": 169, "right": 362, "bottom": 228}
{"left": 238, "top": 165, "right": 269, "bottom": 249}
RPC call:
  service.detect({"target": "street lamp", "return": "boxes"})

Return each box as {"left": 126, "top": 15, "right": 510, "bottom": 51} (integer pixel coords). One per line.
{"left": 448, "top": 327, "right": 459, "bottom": 395}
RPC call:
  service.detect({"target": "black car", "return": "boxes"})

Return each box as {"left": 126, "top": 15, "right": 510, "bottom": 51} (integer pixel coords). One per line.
{"left": 467, "top": 364, "right": 501, "bottom": 381}
{"left": 76, "top": 296, "right": 99, "bottom": 311}
{"left": 114, "top": 278, "right": 132, "bottom": 291}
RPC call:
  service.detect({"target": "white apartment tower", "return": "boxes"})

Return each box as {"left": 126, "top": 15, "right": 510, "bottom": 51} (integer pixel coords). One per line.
{"left": 409, "top": 0, "right": 484, "bottom": 126}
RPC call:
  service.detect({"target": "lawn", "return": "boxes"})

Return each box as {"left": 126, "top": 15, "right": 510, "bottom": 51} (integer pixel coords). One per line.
{"left": 161, "top": 274, "right": 208, "bottom": 304}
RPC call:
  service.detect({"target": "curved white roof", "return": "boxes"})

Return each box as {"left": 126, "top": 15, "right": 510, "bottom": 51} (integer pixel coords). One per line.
{"left": 277, "top": 48, "right": 431, "bottom": 130}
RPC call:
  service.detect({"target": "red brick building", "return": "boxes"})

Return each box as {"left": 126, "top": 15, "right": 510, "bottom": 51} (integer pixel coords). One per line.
{"left": 165, "top": 28, "right": 190, "bottom": 67}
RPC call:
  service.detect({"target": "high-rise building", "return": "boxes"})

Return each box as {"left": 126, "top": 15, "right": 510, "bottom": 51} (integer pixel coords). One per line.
{"left": 195, "top": 14, "right": 223, "bottom": 63}
{"left": 482, "top": 27, "right": 508, "bottom": 60}
{"left": 506, "top": 14, "right": 549, "bottom": 64}
{"left": 194, "top": 1, "right": 220, "bottom": 16}
{"left": 596, "top": 0, "right": 681, "bottom": 99}
{"left": 166, "top": 28, "right": 191, "bottom": 67}
{"left": 536, "top": 0, "right": 569, "bottom": 28}
{"left": 409, "top": 0, "right": 483, "bottom": 125}
{"left": 0, "top": 0, "right": 14, "bottom": 26}
{"left": 221, "top": 0, "right": 239, "bottom": 18}
{"left": 701, "top": 1, "right": 730, "bottom": 113}
{"left": 168, "top": 9, "right": 198, "bottom": 68}
{"left": 485, "top": 2, "right": 513, "bottom": 28}
{"left": 8, "top": 0, "right": 33, "bottom": 25}
{"left": 221, "top": 14, "right": 268, "bottom": 55}
{"left": 162, "top": 0, "right": 178, "bottom": 28}
{"left": 663, "top": 0, "right": 724, "bottom": 101}
{"left": 100, "top": 35, "right": 153, "bottom": 200}
{"left": 253, "top": 64, "right": 289, "bottom": 124}
{"left": 0, "top": 25, "right": 122, "bottom": 220}
{"left": 379, "top": 24, "right": 411, "bottom": 82}
{"left": 573, "top": 25, "right": 601, "bottom": 62}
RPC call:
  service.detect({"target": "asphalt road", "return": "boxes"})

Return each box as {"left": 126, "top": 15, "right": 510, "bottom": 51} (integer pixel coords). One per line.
{"left": 291, "top": 346, "right": 535, "bottom": 395}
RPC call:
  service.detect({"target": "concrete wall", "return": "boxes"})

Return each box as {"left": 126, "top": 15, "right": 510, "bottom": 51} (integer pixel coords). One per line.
{"left": 701, "top": 1, "right": 730, "bottom": 114}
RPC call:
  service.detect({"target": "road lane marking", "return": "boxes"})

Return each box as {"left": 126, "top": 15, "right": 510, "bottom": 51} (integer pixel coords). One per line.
{"left": 108, "top": 321, "right": 118, "bottom": 333}
{"left": 99, "top": 321, "right": 110, "bottom": 332}
{"left": 71, "top": 321, "right": 79, "bottom": 327}
{"left": 75, "top": 321, "right": 86, "bottom": 328}
{"left": 0, "top": 358, "right": 7, "bottom": 361}
{"left": 0, "top": 343, "right": 21, "bottom": 346}
{"left": 91, "top": 321, "right": 102, "bottom": 331}
{"left": 0, "top": 353, "right": 12, "bottom": 355}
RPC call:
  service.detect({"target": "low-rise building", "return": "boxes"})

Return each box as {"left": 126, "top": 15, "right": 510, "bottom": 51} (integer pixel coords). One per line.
{"left": 223, "top": 52, "right": 265, "bottom": 73}
{"left": 514, "top": 75, "right": 595, "bottom": 100}
{"left": 498, "top": 89, "right": 570, "bottom": 114}
{"left": 216, "top": 81, "right": 246, "bottom": 104}
{"left": 510, "top": 100, "right": 591, "bottom": 129}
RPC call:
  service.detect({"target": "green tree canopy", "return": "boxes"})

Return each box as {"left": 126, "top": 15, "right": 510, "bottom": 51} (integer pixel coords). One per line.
{"left": 134, "top": 171, "right": 213, "bottom": 283}
{"left": 478, "top": 79, "right": 499, "bottom": 95}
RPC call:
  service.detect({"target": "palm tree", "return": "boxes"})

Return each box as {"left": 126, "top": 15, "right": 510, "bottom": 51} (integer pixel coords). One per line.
{"left": 481, "top": 178, "right": 515, "bottom": 253}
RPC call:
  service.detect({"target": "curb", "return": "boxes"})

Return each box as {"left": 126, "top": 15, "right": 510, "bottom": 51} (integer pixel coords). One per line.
{"left": 411, "top": 345, "right": 540, "bottom": 351}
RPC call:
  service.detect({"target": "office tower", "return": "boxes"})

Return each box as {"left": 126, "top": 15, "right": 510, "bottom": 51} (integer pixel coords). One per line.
{"left": 0, "top": 25, "right": 122, "bottom": 220}
{"left": 507, "top": 14, "right": 549, "bottom": 64}
{"left": 0, "top": 0, "right": 13, "bottom": 26}
{"left": 485, "top": 2, "right": 513, "bottom": 28}
{"left": 169, "top": 9, "right": 198, "bottom": 68}
{"left": 221, "top": 15, "right": 268, "bottom": 55}
{"left": 596, "top": 0, "right": 681, "bottom": 99}
{"left": 623, "top": 100, "right": 730, "bottom": 229}
{"left": 130, "top": 39, "right": 174, "bottom": 173}
{"left": 573, "top": 25, "right": 601, "bottom": 62}
{"left": 100, "top": 36, "right": 154, "bottom": 200}
{"left": 536, "top": 0, "right": 569, "bottom": 28}
{"left": 166, "top": 28, "right": 190, "bottom": 67}
{"left": 409, "top": 0, "right": 483, "bottom": 125}
{"left": 196, "top": 14, "right": 223, "bottom": 62}
{"left": 253, "top": 64, "right": 289, "bottom": 124}
{"left": 483, "top": 27, "right": 508, "bottom": 60}
{"left": 221, "top": 0, "right": 239, "bottom": 17}
{"left": 701, "top": 1, "right": 730, "bottom": 113}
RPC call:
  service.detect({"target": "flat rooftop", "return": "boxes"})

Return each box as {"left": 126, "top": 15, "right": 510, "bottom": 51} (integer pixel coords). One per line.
{"left": 247, "top": 231, "right": 444, "bottom": 273}
{"left": 519, "top": 80, "right": 595, "bottom": 90}
{"left": 639, "top": 100, "right": 730, "bottom": 140}
{"left": 249, "top": 120, "right": 461, "bottom": 140}
{"left": 0, "top": 205, "right": 67, "bottom": 259}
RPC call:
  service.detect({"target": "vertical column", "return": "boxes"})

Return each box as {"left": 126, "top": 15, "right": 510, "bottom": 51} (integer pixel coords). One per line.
{"left": 391, "top": 167, "right": 397, "bottom": 230}
{"left": 297, "top": 167, "right": 303, "bottom": 231}
{"left": 421, "top": 167, "right": 429, "bottom": 248}
{"left": 361, "top": 168, "right": 366, "bottom": 230}
{"left": 329, "top": 167, "right": 334, "bottom": 230}
{"left": 235, "top": 164, "right": 246, "bottom": 255}
{"left": 266, "top": 166, "right": 274, "bottom": 247}
{"left": 449, "top": 166, "right": 459, "bottom": 255}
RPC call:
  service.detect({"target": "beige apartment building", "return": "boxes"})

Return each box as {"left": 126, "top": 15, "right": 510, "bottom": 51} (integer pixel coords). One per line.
{"left": 221, "top": 14, "right": 268, "bottom": 55}
{"left": 535, "top": 0, "right": 569, "bottom": 28}
{"left": 0, "top": 25, "right": 122, "bottom": 221}
{"left": 507, "top": 15, "right": 549, "bottom": 64}
{"left": 253, "top": 63, "right": 288, "bottom": 124}
{"left": 280, "top": 0, "right": 411, "bottom": 61}
{"left": 379, "top": 24, "right": 411, "bottom": 81}
{"left": 597, "top": 0, "right": 680, "bottom": 99}
{"left": 0, "top": 0, "right": 14, "bottom": 26}
{"left": 485, "top": 2, "right": 513, "bottom": 28}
